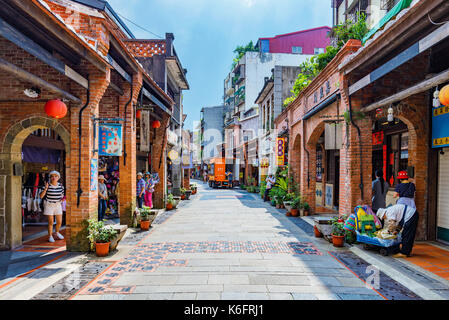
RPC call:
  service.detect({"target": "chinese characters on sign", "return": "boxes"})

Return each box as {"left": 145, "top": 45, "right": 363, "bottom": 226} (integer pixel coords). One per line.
{"left": 276, "top": 138, "right": 285, "bottom": 166}
{"left": 432, "top": 105, "right": 449, "bottom": 148}
{"left": 99, "top": 123, "right": 123, "bottom": 156}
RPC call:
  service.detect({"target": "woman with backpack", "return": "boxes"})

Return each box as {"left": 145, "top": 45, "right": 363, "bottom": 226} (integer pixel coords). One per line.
{"left": 394, "top": 170, "right": 416, "bottom": 209}
{"left": 372, "top": 169, "right": 389, "bottom": 214}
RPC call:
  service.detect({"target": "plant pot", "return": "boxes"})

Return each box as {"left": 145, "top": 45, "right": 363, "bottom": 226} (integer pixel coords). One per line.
{"left": 95, "top": 242, "right": 110, "bottom": 257}
{"left": 181, "top": 194, "right": 186, "bottom": 200}
{"left": 314, "top": 225, "right": 323, "bottom": 238}
{"left": 290, "top": 208, "right": 299, "bottom": 217}
{"left": 140, "top": 220, "right": 151, "bottom": 231}
{"left": 332, "top": 234, "right": 345, "bottom": 247}
{"left": 286, "top": 212, "right": 292, "bottom": 217}
{"left": 276, "top": 204, "right": 281, "bottom": 209}
{"left": 166, "top": 203, "right": 173, "bottom": 210}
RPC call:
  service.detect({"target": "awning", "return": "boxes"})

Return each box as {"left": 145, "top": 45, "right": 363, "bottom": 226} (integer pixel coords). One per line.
{"left": 362, "top": 0, "right": 413, "bottom": 44}
{"left": 302, "top": 92, "right": 340, "bottom": 121}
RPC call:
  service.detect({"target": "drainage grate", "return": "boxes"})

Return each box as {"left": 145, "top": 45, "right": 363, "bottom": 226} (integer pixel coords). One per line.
{"left": 30, "top": 261, "right": 111, "bottom": 300}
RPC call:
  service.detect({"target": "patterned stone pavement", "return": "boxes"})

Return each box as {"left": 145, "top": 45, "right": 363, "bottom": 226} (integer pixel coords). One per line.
{"left": 69, "top": 181, "right": 397, "bottom": 300}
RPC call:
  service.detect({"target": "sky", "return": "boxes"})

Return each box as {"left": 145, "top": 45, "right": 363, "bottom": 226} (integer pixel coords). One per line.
{"left": 107, "top": 0, "right": 333, "bottom": 131}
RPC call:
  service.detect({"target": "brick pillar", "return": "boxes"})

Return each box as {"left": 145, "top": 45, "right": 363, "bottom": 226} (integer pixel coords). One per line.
{"left": 119, "top": 73, "right": 142, "bottom": 226}
{"left": 339, "top": 89, "right": 373, "bottom": 217}
{"left": 66, "top": 67, "right": 110, "bottom": 252}
{"left": 151, "top": 115, "right": 170, "bottom": 209}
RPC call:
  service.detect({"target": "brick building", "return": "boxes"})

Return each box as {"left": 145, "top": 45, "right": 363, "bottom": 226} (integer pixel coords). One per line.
{"left": 277, "top": 0, "right": 449, "bottom": 242}
{"left": 0, "top": 0, "right": 176, "bottom": 251}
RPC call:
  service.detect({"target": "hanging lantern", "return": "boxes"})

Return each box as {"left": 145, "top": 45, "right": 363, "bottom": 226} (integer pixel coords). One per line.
{"left": 152, "top": 120, "right": 161, "bottom": 129}
{"left": 439, "top": 84, "right": 449, "bottom": 106}
{"left": 44, "top": 99, "right": 67, "bottom": 119}
{"left": 387, "top": 106, "right": 394, "bottom": 122}
{"left": 136, "top": 110, "right": 141, "bottom": 119}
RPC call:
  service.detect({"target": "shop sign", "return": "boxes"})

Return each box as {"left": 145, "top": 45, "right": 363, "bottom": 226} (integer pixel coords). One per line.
{"left": 432, "top": 105, "right": 449, "bottom": 148}
{"left": 260, "top": 158, "right": 269, "bottom": 168}
{"left": 167, "top": 129, "right": 178, "bottom": 145}
{"left": 99, "top": 123, "right": 123, "bottom": 156}
{"left": 140, "top": 110, "right": 150, "bottom": 152}
{"left": 372, "top": 131, "right": 384, "bottom": 145}
{"left": 276, "top": 137, "right": 285, "bottom": 166}
{"left": 90, "top": 158, "right": 98, "bottom": 191}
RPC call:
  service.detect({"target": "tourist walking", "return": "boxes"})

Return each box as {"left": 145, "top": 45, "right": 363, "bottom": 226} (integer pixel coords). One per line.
{"left": 264, "top": 173, "right": 276, "bottom": 202}
{"left": 372, "top": 169, "right": 389, "bottom": 213}
{"left": 144, "top": 172, "right": 154, "bottom": 208}
{"left": 136, "top": 172, "right": 146, "bottom": 208}
{"left": 98, "top": 175, "right": 108, "bottom": 221}
{"left": 394, "top": 170, "right": 416, "bottom": 209}
{"left": 39, "top": 171, "right": 65, "bottom": 243}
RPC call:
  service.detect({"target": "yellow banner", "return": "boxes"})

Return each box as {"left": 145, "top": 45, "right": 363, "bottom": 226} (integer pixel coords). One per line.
{"left": 433, "top": 106, "right": 449, "bottom": 117}
{"left": 433, "top": 137, "right": 449, "bottom": 147}
{"left": 276, "top": 138, "right": 285, "bottom": 166}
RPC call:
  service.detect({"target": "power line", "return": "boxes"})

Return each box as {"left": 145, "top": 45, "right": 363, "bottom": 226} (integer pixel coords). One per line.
{"left": 116, "top": 12, "right": 164, "bottom": 39}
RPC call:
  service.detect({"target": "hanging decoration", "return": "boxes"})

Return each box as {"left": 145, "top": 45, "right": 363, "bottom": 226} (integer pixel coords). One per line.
{"left": 439, "top": 84, "right": 449, "bottom": 106}
{"left": 152, "top": 120, "right": 161, "bottom": 129}
{"left": 387, "top": 106, "right": 394, "bottom": 122}
{"left": 99, "top": 123, "right": 123, "bottom": 156}
{"left": 45, "top": 99, "right": 67, "bottom": 119}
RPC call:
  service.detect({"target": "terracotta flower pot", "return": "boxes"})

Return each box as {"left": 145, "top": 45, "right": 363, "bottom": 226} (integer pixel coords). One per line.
{"left": 314, "top": 226, "right": 323, "bottom": 238}
{"left": 286, "top": 212, "right": 292, "bottom": 217}
{"left": 332, "top": 234, "right": 345, "bottom": 247}
{"left": 181, "top": 194, "right": 186, "bottom": 200}
{"left": 166, "top": 203, "right": 173, "bottom": 210}
{"left": 140, "top": 220, "right": 151, "bottom": 231}
{"left": 95, "top": 242, "right": 110, "bottom": 257}
{"left": 290, "top": 208, "right": 299, "bottom": 217}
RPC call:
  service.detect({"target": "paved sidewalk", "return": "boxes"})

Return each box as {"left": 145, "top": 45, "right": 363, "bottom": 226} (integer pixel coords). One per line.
{"left": 70, "top": 181, "right": 387, "bottom": 300}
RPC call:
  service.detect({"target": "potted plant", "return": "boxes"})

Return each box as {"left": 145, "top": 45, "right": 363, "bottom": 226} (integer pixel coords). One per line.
{"left": 166, "top": 194, "right": 175, "bottom": 210}
{"left": 290, "top": 196, "right": 301, "bottom": 217}
{"left": 259, "top": 182, "right": 266, "bottom": 199}
{"left": 190, "top": 183, "right": 197, "bottom": 194}
{"left": 87, "top": 219, "right": 117, "bottom": 257}
{"left": 139, "top": 207, "right": 151, "bottom": 231}
{"left": 180, "top": 188, "right": 186, "bottom": 200}
{"left": 302, "top": 202, "right": 310, "bottom": 216}
{"left": 331, "top": 216, "right": 345, "bottom": 247}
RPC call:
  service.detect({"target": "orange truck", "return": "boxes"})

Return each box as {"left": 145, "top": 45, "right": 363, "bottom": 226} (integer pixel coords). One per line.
{"left": 208, "top": 157, "right": 235, "bottom": 188}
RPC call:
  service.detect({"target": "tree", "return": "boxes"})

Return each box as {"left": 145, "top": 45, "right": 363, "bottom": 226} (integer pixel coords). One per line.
{"left": 231, "top": 41, "right": 258, "bottom": 70}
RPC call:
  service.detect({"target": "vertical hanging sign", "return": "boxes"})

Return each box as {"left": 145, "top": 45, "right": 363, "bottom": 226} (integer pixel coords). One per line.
{"left": 140, "top": 110, "right": 150, "bottom": 152}
{"left": 90, "top": 158, "right": 98, "bottom": 191}
{"left": 276, "top": 137, "right": 285, "bottom": 166}
{"left": 99, "top": 123, "right": 123, "bottom": 156}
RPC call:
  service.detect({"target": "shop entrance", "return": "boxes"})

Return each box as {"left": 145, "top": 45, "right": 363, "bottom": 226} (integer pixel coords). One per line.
{"left": 98, "top": 156, "right": 120, "bottom": 220}
{"left": 1, "top": 117, "right": 71, "bottom": 250}
{"left": 372, "top": 118, "right": 409, "bottom": 206}
{"left": 21, "top": 128, "right": 66, "bottom": 242}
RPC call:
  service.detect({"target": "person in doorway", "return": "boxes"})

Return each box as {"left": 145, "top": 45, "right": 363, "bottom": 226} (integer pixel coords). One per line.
{"left": 376, "top": 203, "right": 419, "bottom": 257}
{"left": 372, "top": 169, "right": 389, "bottom": 213}
{"left": 136, "top": 172, "right": 146, "bottom": 208}
{"left": 98, "top": 175, "right": 108, "bottom": 221}
{"left": 264, "top": 173, "right": 276, "bottom": 202}
{"left": 144, "top": 172, "right": 154, "bottom": 208}
{"left": 39, "top": 171, "right": 65, "bottom": 243}
{"left": 394, "top": 170, "right": 416, "bottom": 209}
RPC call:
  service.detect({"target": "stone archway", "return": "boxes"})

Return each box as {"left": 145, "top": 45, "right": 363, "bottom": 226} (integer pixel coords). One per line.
{"left": 0, "top": 116, "right": 70, "bottom": 250}
{"left": 289, "top": 133, "right": 302, "bottom": 193}
{"left": 302, "top": 122, "right": 326, "bottom": 215}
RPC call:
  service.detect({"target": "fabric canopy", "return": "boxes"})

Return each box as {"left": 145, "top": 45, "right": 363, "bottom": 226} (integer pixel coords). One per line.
{"left": 22, "top": 146, "right": 61, "bottom": 164}
{"left": 362, "top": 0, "right": 413, "bottom": 44}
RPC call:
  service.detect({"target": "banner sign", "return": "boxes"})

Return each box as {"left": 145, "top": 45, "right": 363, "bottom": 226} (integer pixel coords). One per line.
{"left": 372, "top": 131, "right": 384, "bottom": 145}
{"left": 140, "top": 110, "right": 150, "bottom": 152}
{"left": 276, "top": 137, "right": 285, "bottom": 166}
{"left": 432, "top": 105, "right": 449, "bottom": 148}
{"left": 90, "top": 158, "right": 98, "bottom": 191}
{"left": 99, "top": 123, "right": 123, "bottom": 156}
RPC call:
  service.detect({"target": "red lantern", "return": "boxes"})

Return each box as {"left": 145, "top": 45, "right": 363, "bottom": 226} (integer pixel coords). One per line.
{"left": 136, "top": 110, "right": 141, "bottom": 119}
{"left": 439, "top": 85, "right": 449, "bottom": 106}
{"left": 152, "top": 120, "right": 161, "bottom": 129}
{"left": 44, "top": 99, "right": 67, "bottom": 119}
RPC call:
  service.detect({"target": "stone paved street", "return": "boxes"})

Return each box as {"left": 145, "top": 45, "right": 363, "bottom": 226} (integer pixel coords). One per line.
{"left": 71, "top": 181, "right": 387, "bottom": 300}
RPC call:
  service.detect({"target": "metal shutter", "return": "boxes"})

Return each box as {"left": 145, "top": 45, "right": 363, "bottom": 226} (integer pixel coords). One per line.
{"left": 438, "top": 149, "right": 449, "bottom": 230}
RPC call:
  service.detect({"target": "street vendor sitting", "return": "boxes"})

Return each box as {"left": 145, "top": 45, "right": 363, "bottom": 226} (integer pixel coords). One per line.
{"left": 376, "top": 204, "right": 419, "bottom": 258}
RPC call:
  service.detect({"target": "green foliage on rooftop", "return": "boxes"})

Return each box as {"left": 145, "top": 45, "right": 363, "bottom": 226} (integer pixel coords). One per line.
{"left": 231, "top": 41, "right": 258, "bottom": 71}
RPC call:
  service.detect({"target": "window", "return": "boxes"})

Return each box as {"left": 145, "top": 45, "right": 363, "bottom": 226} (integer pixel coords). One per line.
{"left": 292, "top": 46, "right": 302, "bottom": 54}
{"left": 314, "top": 48, "right": 325, "bottom": 54}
